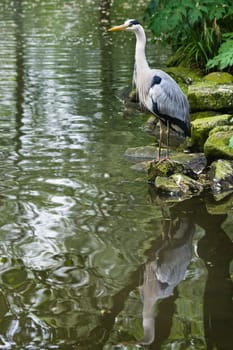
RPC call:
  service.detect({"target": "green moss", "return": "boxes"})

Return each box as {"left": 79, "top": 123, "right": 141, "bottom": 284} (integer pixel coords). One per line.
{"left": 204, "top": 72, "right": 233, "bottom": 84}
{"left": 188, "top": 83, "right": 233, "bottom": 112}
{"left": 229, "top": 135, "right": 233, "bottom": 148}
{"left": 155, "top": 175, "right": 181, "bottom": 194}
{"left": 165, "top": 67, "right": 202, "bottom": 84}
{"left": 155, "top": 173, "right": 203, "bottom": 196}
{"left": 211, "top": 160, "right": 233, "bottom": 180}
{"left": 204, "top": 127, "right": 233, "bottom": 161}
{"left": 191, "top": 114, "right": 232, "bottom": 150}
{"left": 191, "top": 111, "right": 218, "bottom": 121}
{"left": 208, "top": 159, "right": 233, "bottom": 199}
{"left": 209, "top": 125, "right": 233, "bottom": 134}
{"left": 147, "top": 159, "right": 184, "bottom": 181}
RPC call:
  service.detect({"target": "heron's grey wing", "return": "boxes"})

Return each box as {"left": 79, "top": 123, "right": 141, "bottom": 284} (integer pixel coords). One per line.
{"left": 148, "top": 71, "right": 190, "bottom": 136}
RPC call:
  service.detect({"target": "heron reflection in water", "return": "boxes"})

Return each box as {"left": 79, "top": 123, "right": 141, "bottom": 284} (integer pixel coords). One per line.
{"left": 108, "top": 19, "right": 191, "bottom": 159}
{"left": 139, "top": 216, "right": 195, "bottom": 345}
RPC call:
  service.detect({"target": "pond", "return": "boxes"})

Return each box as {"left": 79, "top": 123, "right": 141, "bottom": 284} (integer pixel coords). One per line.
{"left": 0, "top": 1, "right": 232, "bottom": 349}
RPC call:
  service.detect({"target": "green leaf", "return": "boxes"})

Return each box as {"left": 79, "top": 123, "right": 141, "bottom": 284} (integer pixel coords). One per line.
{"left": 229, "top": 136, "right": 233, "bottom": 149}
{"left": 145, "top": 0, "right": 233, "bottom": 70}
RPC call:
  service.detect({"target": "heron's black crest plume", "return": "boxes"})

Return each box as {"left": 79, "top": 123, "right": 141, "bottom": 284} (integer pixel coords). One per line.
{"left": 129, "top": 20, "right": 141, "bottom": 25}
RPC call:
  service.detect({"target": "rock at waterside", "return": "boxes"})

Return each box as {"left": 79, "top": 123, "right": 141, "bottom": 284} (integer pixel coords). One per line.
{"left": 203, "top": 72, "right": 233, "bottom": 84}
{"left": 164, "top": 67, "right": 202, "bottom": 87}
{"left": 155, "top": 174, "right": 203, "bottom": 197}
{"left": 147, "top": 159, "right": 198, "bottom": 183}
{"left": 191, "top": 111, "right": 219, "bottom": 121}
{"left": 146, "top": 159, "right": 207, "bottom": 198}
{"left": 188, "top": 83, "right": 233, "bottom": 112}
{"left": 125, "top": 147, "right": 207, "bottom": 175}
{"left": 209, "top": 159, "right": 233, "bottom": 192}
{"left": 208, "top": 159, "right": 233, "bottom": 195}
{"left": 204, "top": 126, "right": 233, "bottom": 161}
{"left": 208, "top": 159, "right": 233, "bottom": 201}
{"left": 191, "top": 114, "right": 232, "bottom": 150}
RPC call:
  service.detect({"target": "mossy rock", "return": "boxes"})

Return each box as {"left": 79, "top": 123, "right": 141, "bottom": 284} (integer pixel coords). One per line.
{"left": 208, "top": 159, "right": 233, "bottom": 195}
{"left": 127, "top": 149, "right": 207, "bottom": 176}
{"left": 203, "top": 72, "right": 233, "bottom": 84}
{"left": 164, "top": 67, "right": 202, "bottom": 85}
{"left": 191, "top": 114, "right": 232, "bottom": 150}
{"left": 155, "top": 174, "right": 203, "bottom": 197}
{"left": 188, "top": 83, "right": 233, "bottom": 112}
{"left": 204, "top": 125, "right": 233, "bottom": 162}
{"left": 191, "top": 111, "right": 218, "bottom": 121}
{"left": 147, "top": 159, "right": 197, "bottom": 183}
{"left": 148, "top": 159, "right": 184, "bottom": 180}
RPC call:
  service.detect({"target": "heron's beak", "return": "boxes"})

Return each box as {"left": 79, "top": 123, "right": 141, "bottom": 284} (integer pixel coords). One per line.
{"left": 108, "top": 24, "right": 128, "bottom": 32}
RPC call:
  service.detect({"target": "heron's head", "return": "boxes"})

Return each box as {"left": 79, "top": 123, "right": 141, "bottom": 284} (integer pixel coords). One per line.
{"left": 108, "top": 19, "right": 141, "bottom": 33}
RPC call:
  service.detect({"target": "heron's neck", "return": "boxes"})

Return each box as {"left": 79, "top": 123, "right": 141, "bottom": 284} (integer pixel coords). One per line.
{"left": 135, "top": 28, "right": 150, "bottom": 72}
{"left": 134, "top": 27, "right": 150, "bottom": 105}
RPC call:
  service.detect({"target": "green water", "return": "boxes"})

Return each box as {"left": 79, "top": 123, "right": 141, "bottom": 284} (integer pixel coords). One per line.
{"left": 0, "top": 1, "right": 232, "bottom": 349}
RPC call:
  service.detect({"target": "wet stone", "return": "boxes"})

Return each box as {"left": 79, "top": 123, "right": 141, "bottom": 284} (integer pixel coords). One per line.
{"left": 147, "top": 159, "right": 198, "bottom": 183}
{"left": 208, "top": 159, "right": 233, "bottom": 196}
{"left": 155, "top": 174, "right": 204, "bottom": 197}
{"left": 188, "top": 83, "right": 233, "bottom": 112}
{"left": 191, "top": 114, "right": 232, "bottom": 150}
{"left": 204, "top": 125, "right": 233, "bottom": 162}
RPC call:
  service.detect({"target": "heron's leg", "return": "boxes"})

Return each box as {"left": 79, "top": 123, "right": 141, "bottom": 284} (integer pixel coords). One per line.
{"left": 158, "top": 120, "right": 163, "bottom": 160}
{"left": 166, "top": 120, "right": 170, "bottom": 159}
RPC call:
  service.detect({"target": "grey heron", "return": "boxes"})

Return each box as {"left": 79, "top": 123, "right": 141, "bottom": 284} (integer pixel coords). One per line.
{"left": 108, "top": 19, "right": 191, "bottom": 160}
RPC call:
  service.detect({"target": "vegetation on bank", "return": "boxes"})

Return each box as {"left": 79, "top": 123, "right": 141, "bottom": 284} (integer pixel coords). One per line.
{"left": 144, "top": 0, "right": 233, "bottom": 72}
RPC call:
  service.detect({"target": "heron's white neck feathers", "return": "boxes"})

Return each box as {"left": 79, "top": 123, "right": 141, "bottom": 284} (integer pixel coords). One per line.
{"left": 134, "top": 26, "right": 151, "bottom": 106}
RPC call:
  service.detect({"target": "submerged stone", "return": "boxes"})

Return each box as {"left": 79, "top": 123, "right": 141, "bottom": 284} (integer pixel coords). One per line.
{"left": 204, "top": 125, "right": 233, "bottom": 161}
{"left": 191, "top": 114, "right": 232, "bottom": 150}
{"left": 124, "top": 145, "right": 156, "bottom": 160}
